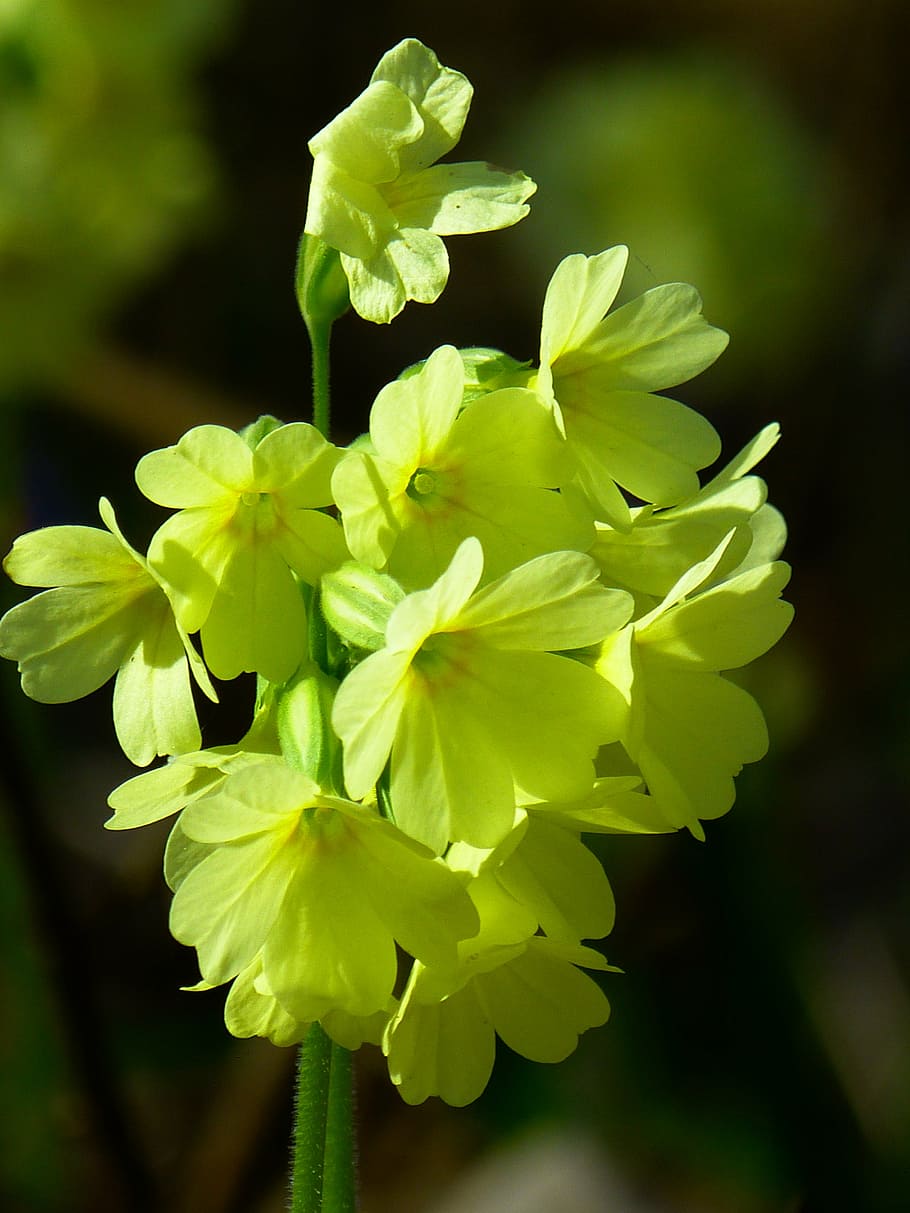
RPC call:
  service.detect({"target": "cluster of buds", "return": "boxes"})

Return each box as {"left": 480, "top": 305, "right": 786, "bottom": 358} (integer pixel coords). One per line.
{"left": 0, "top": 39, "right": 791, "bottom": 1106}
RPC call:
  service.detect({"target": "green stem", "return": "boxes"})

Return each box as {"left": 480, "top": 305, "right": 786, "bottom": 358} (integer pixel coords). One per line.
{"left": 308, "top": 316, "right": 332, "bottom": 440}
{"left": 296, "top": 233, "right": 346, "bottom": 436}
{"left": 291, "top": 1024, "right": 356, "bottom": 1212}
{"left": 292, "top": 235, "right": 354, "bottom": 1211}
{"left": 322, "top": 1040, "right": 356, "bottom": 1211}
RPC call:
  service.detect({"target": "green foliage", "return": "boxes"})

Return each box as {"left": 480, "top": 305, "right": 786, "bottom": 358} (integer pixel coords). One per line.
{"left": 0, "top": 0, "right": 237, "bottom": 388}
{"left": 506, "top": 52, "right": 839, "bottom": 382}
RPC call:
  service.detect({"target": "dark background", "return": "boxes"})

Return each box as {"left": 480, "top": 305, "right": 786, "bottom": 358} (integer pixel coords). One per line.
{"left": 1, "top": 2, "right": 908, "bottom": 1210}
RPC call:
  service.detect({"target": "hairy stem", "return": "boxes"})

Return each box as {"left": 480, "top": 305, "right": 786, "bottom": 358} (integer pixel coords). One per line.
{"left": 291, "top": 1024, "right": 356, "bottom": 1212}
{"left": 308, "top": 315, "right": 332, "bottom": 439}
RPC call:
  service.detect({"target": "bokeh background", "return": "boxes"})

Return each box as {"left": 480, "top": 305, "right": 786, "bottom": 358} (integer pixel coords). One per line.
{"left": 1, "top": 2, "right": 908, "bottom": 1210}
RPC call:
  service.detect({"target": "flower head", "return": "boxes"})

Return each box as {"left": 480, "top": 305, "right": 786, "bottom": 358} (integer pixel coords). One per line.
{"left": 136, "top": 422, "right": 347, "bottom": 683}
{"left": 0, "top": 498, "right": 215, "bottom": 766}
{"left": 223, "top": 953, "right": 392, "bottom": 1050}
{"left": 333, "top": 537, "right": 631, "bottom": 853}
{"left": 304, "top": 38, "right": 536, "bottom": 323}
{"left": 385, "top": 935, "right": 612, "bottom": 1106}
{"left": 537, "top": 247, "right": 727, "bottom": 528}
{"left": 590, "top": 422, "right": 786, "bottom": 598}
{"left": 333, "top": 344, "right": 593, "bottom": 587}
{"left": 166, "top": 758, "right": 478, "bottom": 1020}
{"left": 596, "top": 532, "right": 793, "bottom": 835}
{"left": 448, "top": 812, "right": 617, "bottom": 945}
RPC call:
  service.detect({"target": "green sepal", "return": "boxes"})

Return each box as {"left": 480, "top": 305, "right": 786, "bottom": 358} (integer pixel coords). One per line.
{"left": 276, "top": 662, "right": 345, "bottom": 794}
{"left": 321, "top": 561, "right": 405, "bottom": 653}
{"left": 398, "top": 347, "right": 532, "bottom": 402}
{"left": 296, "top": 233, "right": 351, "bottom": 331}
{"left": 458, "top": 348, "right": 534, "bottom": 401}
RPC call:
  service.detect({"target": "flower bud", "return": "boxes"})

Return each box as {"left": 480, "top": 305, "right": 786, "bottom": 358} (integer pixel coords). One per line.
{"left": 295, "top": 233, "right": 350, "bottom": 332}
{"left": 276, "top": 663, "right": 344, "bottom": 792}
{"left": 239, "top": 415, "right": 285, "bottom": 450}
{"left": 320, "top": 562, "right": 404, "bottom": 652}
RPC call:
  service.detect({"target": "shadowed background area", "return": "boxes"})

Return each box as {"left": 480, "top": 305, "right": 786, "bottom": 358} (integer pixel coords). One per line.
{"left": 1, "top": 2, "right": 908, "bottom": 1210}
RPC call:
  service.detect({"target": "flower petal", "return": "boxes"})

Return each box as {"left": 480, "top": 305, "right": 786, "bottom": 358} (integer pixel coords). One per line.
{"left": 136, "top": 425, "right": 253, "bottom": 507}
{"left": 308, "top": 80, "right": 423, "bottom": 184}
{"left": 385, "top": 536, "right": 484, "bottom": 650}
{"left": 639, "top": 561, "right": 793, "bottom": 671}
{"left": 170, "top": 833, "right": 295, "bottom": 986}
{"left": 263, "top": 853, "right": 397, "bottom": 1019}
{"left": 456, "top": 551, "right": 631, "bottom": 650}
{"left": 390, "top": 680, "right": 514, "bottom": 852}
{"left": 200, "top": 541, "right": 307, "bottom": 683}
{"left": 541, "top": 248, "right": 629, "bottom": 366}
{"left": 371, "top": 38, "right": 473, "bottom": 171}
{"left": 386, "top": 162, "right": 535, "bottom": 235}
{"left": 497, "top": 819, "right": 615, "bottom": 942}
{"left": 370, "top": 344, "right": 464, "bottom": 467}
{"left": 461, "top": 649, "right": 624, "bottom": 804}
{"left": 385, "top": 979, "right": 494, "bottom": 1107}
{"left": 0, "top": 583, "right": 149, "bottom": 703}
{"left": 562, "top": 388, "right": 721, "bottom": 507}
{"left": 477, "top": 940, "right": 610, "bottom": 1063}
{"left": 253, "top": 422, "right": 341, "bottom": 506}
{"left": 112, "top": 605, "right": 202, "bottom": 766}
{"left": 225, "top": 959, "right": 308, "bottom": 1047}
{"left": 559, "top": 282, "right": 729, "bottom": 391}
{"left": 3, "top": 525, "right": 136, "bottom": 588}
{"left": 333, "top": 647, "right": 412, "bottom": 799}
{"left": 304, "top": 158, "right": 394, "bottom": 261}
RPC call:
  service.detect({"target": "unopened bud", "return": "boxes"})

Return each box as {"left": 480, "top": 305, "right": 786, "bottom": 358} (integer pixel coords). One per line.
{"left": 320, "top": 562, "right": 404, "bottom": 652}
{"left": 295, "top": 234, "right": 350, "bottom": 331}
{"left": 276, "top": 663, "right": 343, "bottom": 792}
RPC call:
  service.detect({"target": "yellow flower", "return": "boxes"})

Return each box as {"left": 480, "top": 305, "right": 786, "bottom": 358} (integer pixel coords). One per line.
{"left": 304, "top": 39, "right": 535, "bottom": 323}
{"left": 0, "top": 498, "right": 215, "bottom": 766}
{"left": 136, "top": 422, "right": 347, "bottom": 682}
{"left": 333, "top": 344, "right": 592, "bottom": 587}
{"left": 537, "top": 247, "right": 727, "bottom": 528}
{"left": 333, "top": 537, "right": 631, "bottom": 853}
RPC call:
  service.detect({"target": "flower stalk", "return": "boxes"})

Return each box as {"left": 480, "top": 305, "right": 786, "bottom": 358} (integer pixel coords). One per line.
{"left": 291, "top": 1024, "right": 356, "bottom": 1213}
{"left": 296, "top": 234, "right": 348, "bottom": 439}
{"left": 291, "top": 231, "right": 357, "bottom": 1207}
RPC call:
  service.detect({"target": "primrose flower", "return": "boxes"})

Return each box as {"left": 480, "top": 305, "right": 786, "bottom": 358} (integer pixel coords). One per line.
{"left": 596, "top": 532, "right": 794, "bottom": 835}
{"left": 0, "top": 498, "right": 215, "bottom": 766}
{"left": 105, "top": 719, "right": 280, "bottom": 831}
{"left": 537, "top": 247, "right": 727, "bottom": 529}
{"left": 520, "top": 774, "right": 672, "bottom": 836}
{"left": 136, "top": 422, "right": 347, "bottom": 683}
{"left": 223, "top": 954, "right": 393, "bottom": 1050}
{"left": 333, "top": 537, "right": 632, "bottom": 854}
{"left": 590, "top": 423, "right": 786, "bottom": 598}
{"left": 448, "top": 812, "right": 616, "bottom": 945}
{"left": 304, "top": 38, "right": 536, "bottom": 323}
{"left": 385, "top": 936, "right": 613, "bottom": 1106}
{"left": 164, "top": 758, "right": 478, "bottom": 1020}
{"left": 333, "top": 344, "right": 593, "bottom": 587}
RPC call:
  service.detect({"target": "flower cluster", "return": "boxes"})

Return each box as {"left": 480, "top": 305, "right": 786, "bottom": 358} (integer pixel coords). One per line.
{"left": 0, "top": 39, "right": 792, "bottom": 1107}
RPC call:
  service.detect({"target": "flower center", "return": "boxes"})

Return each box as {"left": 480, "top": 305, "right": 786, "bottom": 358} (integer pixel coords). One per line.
{"left": 294, "top": 803, "right": 346, "bottom": 851}
{"left": 413, "top": 631, "right": 476, "bottom": 690}
{"left": 406, "top": 468, "right": 438, "bottom": 500}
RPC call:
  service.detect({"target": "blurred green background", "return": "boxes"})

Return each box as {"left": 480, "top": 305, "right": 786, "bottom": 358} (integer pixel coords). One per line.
{"left": 1, "top": 1, "right": 908, "bottom": 1210}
